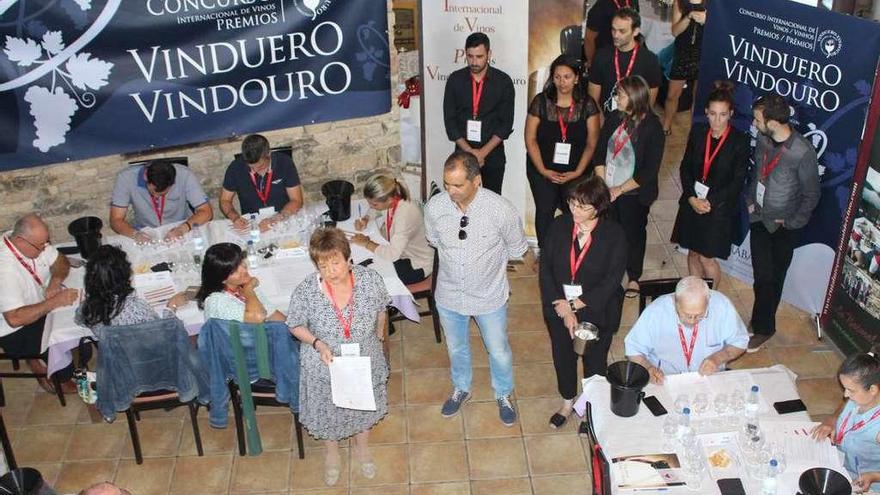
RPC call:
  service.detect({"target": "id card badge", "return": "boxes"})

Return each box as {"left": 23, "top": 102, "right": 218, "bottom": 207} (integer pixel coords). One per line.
{"left": 341, "top": 343, "right": 361, "bottom": 356}
{"left": 756, "top": 182, "right": 766, "bottom": 208}
{"left": 553, "top": 142, "right": 572, "bottom": 165}
{"left": 604, "top": 164, "right": 616, "bottom": 186}
{"left": 694, "top": 181, "right": 710, "bottom": 200}
{"left": 258, "top": 206, "right": 276, "bottom": 218}
{"left": 609, "top": 95, "right": 618, "bottom": 111}
{"left": 467, "top": 119, "right": 482, "bottom": 142}
{"left": 563, "top": 284, "right": 583, "bottom": 300}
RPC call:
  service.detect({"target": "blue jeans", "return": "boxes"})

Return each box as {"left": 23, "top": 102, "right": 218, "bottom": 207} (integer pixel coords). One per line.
{"left": 436, "top": 304, "right": 513, "bottom": 399}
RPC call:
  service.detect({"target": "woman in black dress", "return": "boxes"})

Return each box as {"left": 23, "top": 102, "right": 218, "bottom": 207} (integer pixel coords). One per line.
{"left": 671, "top": 81, "right": 749, "bottom": 288}
{"left": 525, "top": 54, "right": 600, "bottom": 250}
{"left": 662, "top": 0, "right": 707, "bottom": 135}
{"left": 539, "top": 174, "right": 626, "bottom": 428}
{"left": 593, "top": 75, "right": 665, "bottom": 298}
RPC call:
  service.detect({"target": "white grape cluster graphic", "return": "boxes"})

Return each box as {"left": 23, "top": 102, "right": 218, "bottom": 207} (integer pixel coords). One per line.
{"left": 2, "top": 0, "right": 113, "bottom": 152}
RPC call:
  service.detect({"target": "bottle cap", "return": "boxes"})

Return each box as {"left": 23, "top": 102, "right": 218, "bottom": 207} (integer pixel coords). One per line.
{"left": 751, "top": 385, "right": 759, "bottom": 392}
{"left": 683, "top": 407, "right": 691, "bottom": 415}
{"left": 248, "top": 240, "right": 254, "bottom": 246}
{"left": 769, "top": 459, "right": 778, "bottom": 467}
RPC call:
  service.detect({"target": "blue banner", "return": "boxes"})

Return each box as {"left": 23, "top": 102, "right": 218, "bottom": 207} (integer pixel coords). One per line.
{"left": 0, "top": 0, "right": 391, "bottom": 171}
{"left": 696, "top": 0, "right": 880, "bottom": 314}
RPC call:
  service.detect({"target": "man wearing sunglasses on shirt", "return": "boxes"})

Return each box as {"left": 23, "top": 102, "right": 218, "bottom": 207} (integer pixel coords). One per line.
{"left": 624, "top": 276, "right": 748, "bottom": 385}
{"left": 424, "top": 151, "right": 537, "bottom": 427}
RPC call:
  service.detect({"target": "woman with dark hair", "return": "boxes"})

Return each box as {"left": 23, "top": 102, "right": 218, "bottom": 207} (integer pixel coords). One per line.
{"left": 525, "top": 54, "right": 601, "bottom": 249}
{"left": 662, "top": 0, "right": 708, "bottom": 134}
{"left": 286, "top": 228, "right": 389, "bottom": 486}
{"left": 77, "top": 245, "right": 186, "bottom": 329}
{"left": 538, "top": 175, "right": 627, "bottom": 429}
{"left": 812, "top": 347, "right": 880, "bottom": 492}
{"left": 671, "top": 81, "right": 748, "bottom": 288}
{"left": 196, "top": 242, "right": 284, "bottom": 323}
{"left": 593, "top": 75, "right": 665, "bottom": 298}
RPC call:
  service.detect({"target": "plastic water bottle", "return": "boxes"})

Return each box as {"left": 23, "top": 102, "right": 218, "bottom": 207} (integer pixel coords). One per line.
{"left": 677, "top": 407, "right": 693, "bottom": 436}
{"left": 247, "top": 240, "right": 258, "bottom": 269}
{"left": 746, "top": 385, "right": 760, "bottom": 421}
{"left": 761, "top": 458, "right": 779, "bottom": 495}
{"left": 249, "top": 214, "right": 261, "bottom": 244}
{"left": 191, "top": 223, "right": 204, "bottom": 266}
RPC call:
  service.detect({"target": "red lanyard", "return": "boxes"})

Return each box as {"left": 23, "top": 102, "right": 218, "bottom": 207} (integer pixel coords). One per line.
{"left": 611, "top": 0, "right": 631, "bottom": 9}
{"left": 385, "top": 197, "right": 401, "bottom": 239}
{"left": 569, "top": 224, "right": 594, "bottom": 283}
{"left": 249, "top": 169, "right": 273, "bottom": 206}
{"left": 325, "top": 273, "right": 355, "bottom": 340}
{"left": 835, "top": 406, "right": 880, "bottom": 445}
{"left": 677, "top": 322, "right": 700, "bottom": 368}
{"left": 614, "top": 44, "right": 640, "bottom": 82}
{"left": 702, "top": 126, "right": 731, "bottom": 182}
{"left": 3, "top": 236, "right": 43, "bottom": 286}
{"left": 611, "top": 122, "right": 632, "bottom": 160}
{"left": 225, "top": 288, "right": 247, "bottom": 303}
{"left": 471, "top": 73, "right": 486, "bottom": 119}
{"left": 150, "top": 194, "right": 166, "bottom": 225}
{"left": 558, "top": 104, "right": 576, "bottom": 143}
{"left": 761, "top": 149, "right": 784, "bottom": 181}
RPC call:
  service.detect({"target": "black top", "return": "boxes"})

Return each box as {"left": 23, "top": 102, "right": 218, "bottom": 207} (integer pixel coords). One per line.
{"left": 588, "top": 44, "right": 663, "bottom": 113}
{"left": 593, "top": 110, "right": 666, "bottom": 206}
{"left": 527, "top": 93, "right": 600, "bottom": 172}
{"left": 538, "top": 214, "right": 627, "bottom": 329}
{"left": 443, "top": 65, "right": 516, "bottom": 160}
{"left": 586, "top": 0, "right": 641, "bottom": 55}
{"left": 679, "top": 123, "right": 749, "bottom": 213}
{"left": 223, "top": 152, "right": 301, "bottom": 215}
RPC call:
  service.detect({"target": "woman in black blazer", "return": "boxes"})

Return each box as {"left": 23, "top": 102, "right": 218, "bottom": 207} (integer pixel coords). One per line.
{"left": 671, "top": 81, "right": 749, "bottom": 288}
{"left": 539, "top": 175, "right": 627, "bottom": 429}
{"left": 593, "top": 75, "right": 665, "bottom": 298}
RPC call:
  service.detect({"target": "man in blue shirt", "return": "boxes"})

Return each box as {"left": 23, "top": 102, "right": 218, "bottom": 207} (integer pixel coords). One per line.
{"left": 624, "top": 276, "right": 748, "bottom": 384}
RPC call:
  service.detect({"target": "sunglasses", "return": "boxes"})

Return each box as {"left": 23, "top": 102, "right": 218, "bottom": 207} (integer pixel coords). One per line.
{"left": 458, "top": 216, "right": 469, "bottom": 240}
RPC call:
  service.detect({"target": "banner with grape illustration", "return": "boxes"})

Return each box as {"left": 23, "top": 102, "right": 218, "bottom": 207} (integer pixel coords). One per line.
{"left": 0, "top": 0, "right": 391, "bottom": 171}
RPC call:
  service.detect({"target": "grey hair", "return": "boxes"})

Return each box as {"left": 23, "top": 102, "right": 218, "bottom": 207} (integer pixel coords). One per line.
{"left": 444, "top": 151, "right": 481, "bottom": 180}
{"left": 674, "top": 276, "right": 710, "bottom": 304}
{"left": 11, "top": 213, "right": 42, "bottom": 237}
{"left": 78, "top": 482, "right": 131, "bottom": 495}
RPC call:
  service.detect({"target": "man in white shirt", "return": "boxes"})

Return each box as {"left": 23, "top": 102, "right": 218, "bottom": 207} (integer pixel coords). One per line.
{"left": 624, "top": 276, "right": 748, "bottom": 384}
{"left": 0, "top": 214, "right": 80, "bottom": 391}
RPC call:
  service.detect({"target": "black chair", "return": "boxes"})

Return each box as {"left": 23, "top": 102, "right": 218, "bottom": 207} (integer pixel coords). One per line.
{"left": 583, "top": 401, "right": 611, "bottom": 495}
{"left": 233, "top": 146, "right": 293, "bottom": 163}
{"left": 0, "top": 380, "right": 16, "bottom": 470}
{"left": 388, "top": 248, "right": 441, "bottom": 343}
{"left": 0, "top": 351, "right": 66, "bottom": 407}
{"left": 228, "top": 379, "right": 305, "bottom": 459}
{"left": 638, "top": 277, "right": 714, "bottom": 315}
{"left": 128, "top": 156, "right": 189, "bottom": 168}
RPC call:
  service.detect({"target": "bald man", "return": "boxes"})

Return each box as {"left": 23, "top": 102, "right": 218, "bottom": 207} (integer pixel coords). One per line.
{"left": 79, "top": 482, "right": 131, "bottom": 495}
{"left": 0, "top": 214, "right": 80, "bottom": 391}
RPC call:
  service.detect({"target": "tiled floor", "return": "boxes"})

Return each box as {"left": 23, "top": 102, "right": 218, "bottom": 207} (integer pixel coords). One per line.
{"left": 2, "top": 113, "right": 845, "bottom": 494}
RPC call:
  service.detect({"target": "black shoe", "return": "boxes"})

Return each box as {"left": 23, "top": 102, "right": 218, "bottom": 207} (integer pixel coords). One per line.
{"left": 549, "top": 413, "right": 568, "bottom": 429}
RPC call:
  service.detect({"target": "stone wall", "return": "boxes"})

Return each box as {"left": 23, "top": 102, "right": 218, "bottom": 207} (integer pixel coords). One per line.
{"left": 0, "top": 5, "right": 401, "bottom": 242}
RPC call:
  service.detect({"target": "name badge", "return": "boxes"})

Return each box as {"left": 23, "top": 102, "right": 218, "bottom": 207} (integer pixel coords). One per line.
{"left": 258, "top": 206, "right": 276, "bottom": 218}
{"left": 553, "top": 142, "right": 572, "bottom": 165}
{"left": 467, "top": 119, "right": 482, "bottom": 142}
{"left": 756, "top": 182, "right": 766, "bottom": 208}
{"left": 604, "top": 164, "right": 617, "bottom": 186}
{"left": 694, "top": 181, "right": 710, "bottom": 200}
{"left": 341, "top": 343, "right": 360, "bottom": 357}
{"left": 609, "top": 95, "right": 618, "bottom": 112}
{"left": 563, "top": 284, "right": 583, "bottom": 300}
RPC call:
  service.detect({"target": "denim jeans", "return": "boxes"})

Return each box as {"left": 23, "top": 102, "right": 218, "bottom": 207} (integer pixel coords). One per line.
{"left": 436, "top": 303, "right": 513, "bottom": 399}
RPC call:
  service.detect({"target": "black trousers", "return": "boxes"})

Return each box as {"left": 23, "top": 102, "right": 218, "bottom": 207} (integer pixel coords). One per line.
{"left": 0, "top": 316, "right": 82, "bottom": 381}
{"left": 526, "top": 164, "right": 571, "bottom": 251}
{"left": 480, "top": 152, "right": 505, "bottom": 195}
{"left": 749, "top": 222, "right": 798, "bottom": 336}
{"left": 393, "top": 258, "right": 427, "bottom": 285}
{"left": 610, "top": 194, "right": 650, "bottom": 281}
{"left": 546, "top": 316, "right": 612, "bottom": 400}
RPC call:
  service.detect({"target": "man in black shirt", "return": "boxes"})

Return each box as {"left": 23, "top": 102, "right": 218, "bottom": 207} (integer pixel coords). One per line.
{"left": 443, "top": 33, "right": 515, "bottom": 195}
{"left": 588, "top": 8, "right": 662, "bottom": 119}
{"left": 584, "top": 0, "right": 640, "bottom": 70}
{"left": 220, "top": 134, "right": 304, "bottom": 232}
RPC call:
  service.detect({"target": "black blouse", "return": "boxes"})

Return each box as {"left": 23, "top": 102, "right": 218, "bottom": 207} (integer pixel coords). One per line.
{"left": 527, "top": 93, "right": 599, "bottom": 172}
{"left": 593, "top": 110, "right": 666, "bottom": 206}
{"left": 678, "top": 123, "right": 749, "bottom": 213}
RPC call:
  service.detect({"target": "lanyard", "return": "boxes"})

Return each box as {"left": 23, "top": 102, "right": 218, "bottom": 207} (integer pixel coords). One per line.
{"left": 558, "top": 104, "right": 576, "bottom": 143}
{"left": 249, "top": 168, "right": 273, "bottom": 206}
{"left": 225, "top": 288, "right": 247, "bottom": 303}
{"left": 385, "top": 197, "right": 401, "bottom": 239}
{"left": 761, "top": 149, "right": 784, "bottom": 181}
{"left": 3, "top": 236, "right": 42, "bottom": 286}
{"left": 611, "top": 122, "right": 632, "bottom": 160}
{"left": 569, "top": 223, "right": 594, "bottom": 283}
{"left": 614, "top": 43, "right": 640, "bottom": 83}
{"left": 150, "top": 194, "right": 166, "bottom": 225}
{"left": 702, "top": 126, "right": 731, "bottom": 182}
{"left": 835, "top": 406, "right": 880, "bottom": 445}
{"left": 325, "top": 273, "right": 355, "bottom": 340}
{"left": 611, "top": 0, "right": 631, "bottom": 8}
{"left": 471, "top": 73, "right": 486, "bottom": 119}
{"left": 677, "top": 322, "right": 700, "bottom": 368}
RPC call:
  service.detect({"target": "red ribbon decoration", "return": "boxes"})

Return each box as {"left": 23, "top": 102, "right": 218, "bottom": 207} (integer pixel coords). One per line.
{"left": 396, "top": 76, "right": 421, "bottom": 109}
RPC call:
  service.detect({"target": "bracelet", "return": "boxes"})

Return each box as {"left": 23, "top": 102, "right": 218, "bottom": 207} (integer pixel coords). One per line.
{"left": 312, "top": 338, "right": 321, "bottom": 349}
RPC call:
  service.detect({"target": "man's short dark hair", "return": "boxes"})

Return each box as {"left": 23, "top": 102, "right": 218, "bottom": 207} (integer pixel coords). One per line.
{"left": 613, "top": 7, "right": 641, "bottom": 30}
{"left": 444, "top": 151, "right": 481, "bottom": 180}
{"left": 752, "top": 93, "right": 791, "bottom": 125}
{"left": 145, "top": 161, "right": 176, "bottom": 192}
{"left": 465, "top": 33, "right": 490, "bottom": 51}
{"left": 241, "top": 134, "right": 271, "bottom": 164}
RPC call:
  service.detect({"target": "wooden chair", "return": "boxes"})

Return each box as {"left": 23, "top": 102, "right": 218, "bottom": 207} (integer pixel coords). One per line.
{"left": 0, "top": 350, "right": 66, "bottom": 407}
{"left": 583, "top": 401, "right": 611, "bottom": 495}
{"left": 228, "top": 379, "right": 305, "bottom": 459}
{"left": 638, "top": 278, "right": 714, "bottom": 315}
{"left": 388, "top": 248, "right": 441, "bottom": 343}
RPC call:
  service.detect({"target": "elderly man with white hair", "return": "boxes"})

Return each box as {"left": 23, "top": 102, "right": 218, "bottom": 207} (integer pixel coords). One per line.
{"left": 624, "top": 276, "right": 748, "bottom": 384}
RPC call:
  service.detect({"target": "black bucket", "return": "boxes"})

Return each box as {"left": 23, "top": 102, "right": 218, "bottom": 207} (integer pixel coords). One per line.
{"left": 798, "top": 468, "right": 851, "bottom": 495}
{"left": 67, "top": 216, "right": 102, "bottom": 259}
{"left": 0, "top": 468, "right": 57, "bottom": 495}
{"left": 321, "top": 180, "right": 354, "bottom": 221}
{"left": 606, "top": 361, "right": 649, "bottom": 417}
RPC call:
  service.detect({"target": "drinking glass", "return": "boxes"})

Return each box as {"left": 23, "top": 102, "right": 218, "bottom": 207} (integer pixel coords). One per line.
{"left": 661, "top": 415, "right": 677, "bottom": 452}
{"left": 674, "top": 393, "right": 690, "bottom": 413}
{"left": 692, "top": 393, "right": 709, "bottom": 416}
{"left": 713, "top": 393, "right": 729, "bottom": 428}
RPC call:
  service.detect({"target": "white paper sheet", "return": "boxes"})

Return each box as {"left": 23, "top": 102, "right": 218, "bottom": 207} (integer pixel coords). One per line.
{"left": 133, "top": 271, "right": 178, "bottom": 308}
{"left": 763, "top": 420, "right": 840, "bottom": 467}
{"left": 329, "top": 356, "right": 376, "bottom": 411}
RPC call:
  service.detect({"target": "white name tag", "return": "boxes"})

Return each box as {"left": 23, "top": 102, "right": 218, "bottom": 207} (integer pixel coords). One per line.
{"left": 563, "top": 284, "right": 583, "bottom": 300}
{"left": 341, "top": 343, "right": 360, "bottom": 357}
{"left": 553, "top": 142, "right": 572, "bottom": 165}
{"left": 467, "top": 119, "right": 482, "bottom": 142}
{"left": 258, "top": 206, "right": 276, "bottom": 218}
{"left": 694, "top": 181, "right": 710, "bottom": 200}
{"left": 756, "top": 182, "right": 766, "bottom": 208}
{"left": 609, "top": 95, "right": 618, "bottom": 111}
{"left": 605, "top": 164, "right": 616, "bottom": 186}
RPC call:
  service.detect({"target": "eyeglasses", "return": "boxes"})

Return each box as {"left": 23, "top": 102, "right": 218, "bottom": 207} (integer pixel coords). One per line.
{"left": 458, "top": 216, "right": 469, "bottom": 240}
{"left": 677, "top": 306, "right": 709, "bottom": 324}
{"left": 568, "top": 200, "right": 596, "bottom": 214}
{"left": 17, "top": 235, "right": 49, "bottom": 253}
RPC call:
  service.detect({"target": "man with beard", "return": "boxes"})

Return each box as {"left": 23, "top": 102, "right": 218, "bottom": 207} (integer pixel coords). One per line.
{"left": 442, "top": 33, "right": 516, "bottom": 195}
{"left": 746, "top": 93, "right": 820, "bottom": 352}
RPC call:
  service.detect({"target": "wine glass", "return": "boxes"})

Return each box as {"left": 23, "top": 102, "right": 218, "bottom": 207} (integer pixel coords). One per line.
{"left": 692, "top": 393, "right": 709, "bottom": 416}
{"left": 727, "top": 390, "right": 746, "bottom": 428}
{"left": 674, "top": 394, "right": 691, "bottom": 413}
{"left": 661, "top": 415, "right": 677, "bottom": 452}
{"left": 713, "top": 393, "right": 729, "bottom": 429}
